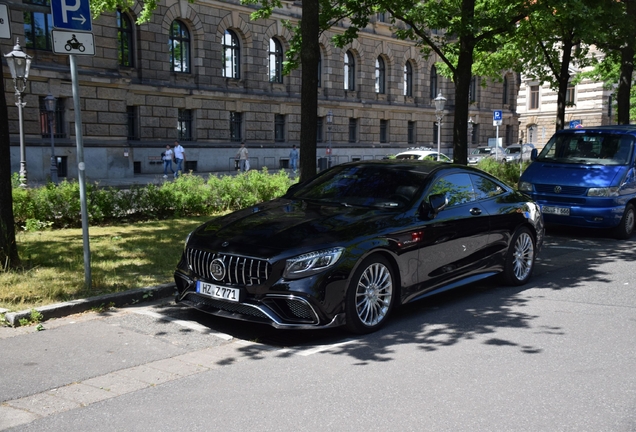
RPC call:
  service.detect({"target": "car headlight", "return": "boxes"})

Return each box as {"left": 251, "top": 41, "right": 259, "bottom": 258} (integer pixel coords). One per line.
{"left": 518, "top": 181, "right": 533, "bottom": 192}
{"left": 283, "top": 247, "right": 344, "bottom": 279}
{"left": 587, "top": 187, "right": 619, "bottom": 197}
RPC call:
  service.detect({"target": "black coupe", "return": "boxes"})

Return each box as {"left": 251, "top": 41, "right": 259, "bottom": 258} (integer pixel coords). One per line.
{"left": 174, "top": 160, "right": 544, "bottom": 334}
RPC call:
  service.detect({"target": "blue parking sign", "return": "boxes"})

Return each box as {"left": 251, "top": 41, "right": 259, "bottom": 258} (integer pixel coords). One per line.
{"left": 493, "top": 110, "right": 503, "bottom": 121}
{"left": 51, "top": 0, "right": 92, "bottom": 32}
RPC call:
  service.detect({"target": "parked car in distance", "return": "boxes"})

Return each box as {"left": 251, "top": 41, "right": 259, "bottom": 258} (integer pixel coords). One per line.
{"left": 519, "top": 125, "right": 636, "bottom": 239}
{"left": 174, "top": 160, "right": 544, "bottom": 334}
{"left": 395, "top": 148, "right": 452, "bottom": 162}
{"left": 502, "top": 143, "right": 535, "bottom": 163}
{"left": 468, "top": 146, "right": 504, "bottom": 165}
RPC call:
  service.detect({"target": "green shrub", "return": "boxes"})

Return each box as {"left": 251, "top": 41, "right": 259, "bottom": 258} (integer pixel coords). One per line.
{"left": 475, "top": 158, "right": 530, "bottom": 188}
{"left": 12, "top": 170, "right": 296, "bottom": 230}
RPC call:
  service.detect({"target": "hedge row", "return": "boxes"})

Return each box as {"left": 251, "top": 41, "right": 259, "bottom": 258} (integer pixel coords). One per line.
{"left": 12, "top": 169, "right": 295, "bottom": 230}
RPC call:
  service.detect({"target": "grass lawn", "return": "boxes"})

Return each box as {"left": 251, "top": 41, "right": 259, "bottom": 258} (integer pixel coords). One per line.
{"left": 0, "top": 216, "right": 212, "bottom": 312}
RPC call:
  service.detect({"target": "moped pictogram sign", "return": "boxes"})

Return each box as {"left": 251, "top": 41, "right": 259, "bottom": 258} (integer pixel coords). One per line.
{"left": 52, "top": 29, "right": 94, "bottom": 55}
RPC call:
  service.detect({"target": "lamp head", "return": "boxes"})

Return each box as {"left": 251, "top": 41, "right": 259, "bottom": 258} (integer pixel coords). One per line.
{"left": 434, "top": 92, "right": 446, "bottom": 111}
{"left": 44, "top": 94, "right": 57, "bottom": 113}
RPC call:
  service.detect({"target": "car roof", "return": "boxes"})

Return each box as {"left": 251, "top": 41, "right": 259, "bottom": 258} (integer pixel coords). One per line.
{"left": 395, "top": 149, "right": 439, "bottom": 156}
{"left": 555, "top": 125, "right": 636, "bottom": 135}
{"left": 337, "top": 158, "right": 494, "bottom": 178}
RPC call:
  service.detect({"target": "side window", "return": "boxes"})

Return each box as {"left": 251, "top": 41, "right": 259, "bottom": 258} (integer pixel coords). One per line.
{"left": 427, "top": 173, "right": 475, "bottom": 207}
{"left": 471, "top": 174, "right": 504, "bottom": 200}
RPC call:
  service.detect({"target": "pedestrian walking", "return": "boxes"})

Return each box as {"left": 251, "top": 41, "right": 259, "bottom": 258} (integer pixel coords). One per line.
{"left": 173, "top": 141, "right": 185, "bottom": 178}
{"left": 289, "top": 144, "right": 299, "bottom": 173}
{"left": 236, "top": 141, "right": 249, "bottom": 172}
{"left": 162, "top": 144, "right": 175, "bottom": 178}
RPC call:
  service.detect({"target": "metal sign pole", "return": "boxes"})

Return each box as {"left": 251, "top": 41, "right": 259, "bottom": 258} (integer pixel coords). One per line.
{"left": 70, "top": 54, "right": 91, "bottom": 289}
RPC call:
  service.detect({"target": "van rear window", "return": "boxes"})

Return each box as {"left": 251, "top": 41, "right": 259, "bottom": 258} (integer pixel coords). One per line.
{"left": 537, "top": 133, "right": 633, "bottom": 165}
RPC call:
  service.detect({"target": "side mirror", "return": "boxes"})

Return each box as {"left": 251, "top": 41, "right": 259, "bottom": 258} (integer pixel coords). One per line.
{"left": 421, "top": 193, "right": 447, "bottom": 219}
{"left": 530, "top": 148, "right": 538, "bottom": 161}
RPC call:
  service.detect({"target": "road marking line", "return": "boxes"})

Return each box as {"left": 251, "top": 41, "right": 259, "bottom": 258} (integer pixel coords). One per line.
{"left": 130, "top": 308, "right": 233, "bottom": 341}
{"left": 281, "top": 339, "right": 359, "bottom": 356}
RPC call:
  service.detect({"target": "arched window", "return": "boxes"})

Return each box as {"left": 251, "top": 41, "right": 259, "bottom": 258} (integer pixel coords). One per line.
{"left": 404, "top": 61, "right": 413, "bottom": 97}
{"left": 117, "top": 10, "right": 133, "bottom": 67}
{"left": 375, "top": 56, "right": 385, "bottom": 94}
{"left": 344, "top": 50, "right": 355, "bottom": 91}
{"left": 502, "top": 76, "right": 509, "bottom": 104}
{"left": 169, "top": 20, "right": 190, "bottom": 73}
{"left": 469, "top": 76, "right": 477, "bottom": 102}
{"left": 430, "top": 65, "right": 438, "bottom": 99}
{"left": 222, "top": 30, "right": 240, "bottom": 79}
{"left": 269, "top": 38, "right": 284, "bottom": 83}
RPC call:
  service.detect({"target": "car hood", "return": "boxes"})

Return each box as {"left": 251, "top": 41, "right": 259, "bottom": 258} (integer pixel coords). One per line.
{"left": 187, "top": 198, "right": 402, "bottom": 258}
{"left": 523, "top": 162, "right": 625, "bottom": 187}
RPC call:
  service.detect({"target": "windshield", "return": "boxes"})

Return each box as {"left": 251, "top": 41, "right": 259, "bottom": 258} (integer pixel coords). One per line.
{"left": 506, "top": 147, "right": 521, "bottom": 154}
{"left": 287, "top": 164, "right": 429, "bottom": 208}
{"left": 472, "top": 148, "right": 491, "bottom": 155}
{"left": 536, "top": 132, "right": 634, "bottom": 165}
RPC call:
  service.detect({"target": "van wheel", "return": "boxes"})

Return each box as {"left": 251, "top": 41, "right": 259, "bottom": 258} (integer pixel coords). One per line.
{"left": 613, "top": 204, "right": 635, "bottom": 240}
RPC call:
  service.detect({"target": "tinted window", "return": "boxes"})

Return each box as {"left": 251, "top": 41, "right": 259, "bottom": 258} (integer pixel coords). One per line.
{"left": 471, "top": 174, "right": 504, "bottom": 200}
{"left": 428, "top": 173, "right": 475, "bottom": 207}
{"left": 537, "top": 132, "right": 634, "bottom": 165}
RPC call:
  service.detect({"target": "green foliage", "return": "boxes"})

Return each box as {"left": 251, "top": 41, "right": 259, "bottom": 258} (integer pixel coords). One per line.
{"left": 12, "top": 172, "right": 296, "bottom": 231}
{"left": 476, "top": 158, "right": 530, "bottom": 188}
{"left": 18, "top": 309, "right": 44, "bottom": 326}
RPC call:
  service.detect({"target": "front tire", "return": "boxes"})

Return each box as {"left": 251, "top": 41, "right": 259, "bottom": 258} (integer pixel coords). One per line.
{"left": 345, "top": 254, "right": 395, "bottom": 334}
{"left": 501, "top": 227, "right": 536, "bottom": 286}
{"left": 613, "top": 203, "right": 635, "bottom": 240}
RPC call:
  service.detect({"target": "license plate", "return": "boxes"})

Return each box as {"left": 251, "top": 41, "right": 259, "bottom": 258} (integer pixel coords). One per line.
{"left": 196, "top": 281, "right": 240, "bottom": 302}
{"left": 542, "top": 205, "right": 570, "bottom": 216}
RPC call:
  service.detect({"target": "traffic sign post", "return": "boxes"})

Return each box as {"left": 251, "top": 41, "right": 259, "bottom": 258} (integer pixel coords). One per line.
{"left": 493, "top": 110, "right": 503, "bottom": 157}
{"left": 0, "top": 3, "right": 11, "bottom": 40}
{"left": 51, "top": 0, "right": 92, "bottom": 32}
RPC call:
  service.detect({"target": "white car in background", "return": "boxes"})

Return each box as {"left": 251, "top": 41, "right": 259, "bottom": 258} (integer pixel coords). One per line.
{"left": 502, "top": 143, "right": 535, "bottom": 163}
{"left": 394, "top": 148, "right": 452, "bottom": 162}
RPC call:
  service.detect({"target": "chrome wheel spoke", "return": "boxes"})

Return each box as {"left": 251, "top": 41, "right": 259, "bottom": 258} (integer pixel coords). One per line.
{"left": 512, "top": 232, "right": 534, "bottom": 280}
{"left": 355, "top": 262, "right": 393, "bottom": 326}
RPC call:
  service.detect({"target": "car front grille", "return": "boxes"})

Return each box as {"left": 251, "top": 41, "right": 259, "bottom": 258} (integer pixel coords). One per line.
{"left": 534, "top": 184, "right": 588, "bottom": 195}
{"left": 186, "top": 248, "right": 272, "bottom": 286}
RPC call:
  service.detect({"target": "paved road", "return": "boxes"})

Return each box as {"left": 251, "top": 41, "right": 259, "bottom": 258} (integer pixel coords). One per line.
{"left": 1, "top": 227, "right": 635, "bottom": 431}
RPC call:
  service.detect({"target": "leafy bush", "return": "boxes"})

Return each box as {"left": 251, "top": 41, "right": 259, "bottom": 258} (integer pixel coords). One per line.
{"left": 476, "top": 158, "right": 530, "bottom": 188}
{"left": 12, "top": 171, "right": 296, "bottom": 230}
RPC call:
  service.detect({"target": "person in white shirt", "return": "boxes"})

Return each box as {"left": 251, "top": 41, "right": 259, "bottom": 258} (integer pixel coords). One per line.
{"left": 173, "top": 141, "right": 186, "bottom": 178}
{"left": 162, "top": 144, "right": 175, "bottom": 178}
{"left": 236, "top": 142, "right": 249, "bottom": 172}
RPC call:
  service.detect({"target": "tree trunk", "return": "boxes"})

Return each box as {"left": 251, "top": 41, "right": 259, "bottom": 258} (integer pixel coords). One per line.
{"left": 0, "top": 76, "right": 21, "bottom": 269}
{"left": 452, "top": 0, "right": 475, "bottom": 165}
{"left": 616, "top": 45, "right": 634, "bottom": 124}
{"left": 299, "top": 0, "right": 319, "bottom": 182}
{"left": 555, "top": 39, "right": 573, "bottom": 131}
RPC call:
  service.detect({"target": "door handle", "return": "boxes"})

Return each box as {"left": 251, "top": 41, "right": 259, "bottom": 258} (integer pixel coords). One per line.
{"left": 469, "top": 207, "right": 482, "bottom": 215}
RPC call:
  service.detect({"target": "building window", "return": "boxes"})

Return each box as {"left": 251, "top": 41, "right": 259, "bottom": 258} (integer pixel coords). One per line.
{"left": 117, "top": 10, "right": 134, "bottom": 67}
{"left": 375, "top": 57, "right": 385, "bottom": 94}
{"left": 408, "top": 121, "right": 415, "bottom": 144}
{"left": 377, "top": 12, "right": 386, "bottom": 23}
{"left": 608, "top": 95, "right": 613, "bottom": 120}
{"left": 230, "top": 112, "right": 242, "bottom": 142}
{"left": 169, "top": 20, "right": 190, "bottom": 73}
{"left": 127, "top": 106, "right": 138, "bottom": 140}
{"left": 39, "top": 97, "right": 64, "bottom": 138}
{"left": 404, "top": 62, "right": 413, "bottom": 97}
{"left": 269, "top": 38, "right": 284, "bottom": 83}
{"left": 380, "top": 120, "right": 388, "bottom": 143}
{"left": 469, "top": 76, "right": 477, "bottom": 103}
{"left": 430, "top": 65, "right": 438, "bottom": 99}
{"left": 471, "top": 123, "right": 479, "bottom": 146}
{"left": 23, "top": 0, "right": 53, "bottom": 51}
{"left": 566, "top": 84, "right": 576, "bottom": 105}
{"left": 222, "top": 30, "right": 240, "bottom": 79}
{"left": 317, "top": 117, "right": 323, "bottom": 143}
{"left": 318, "top": 51, "right": 322, "bottom": 88}
{"left": 506, "top": 125, "right": 512, "bottom": 146}
{"left": 502, "top": 76, "right": 509, "bottom": 105}
{"left": 348, "top": 118, "right": 357, "bottom": 143}
{"left": 529, "top": 85, "right": 540, "bottom": 110}
{"left": 344, "top": 51, "right": 355, "bottom": 91}
{"left": 275, "top": 114, "right": 285, "bottom": 142}
{"left": 177, "top": 109, "right": 192, "bottom": 141}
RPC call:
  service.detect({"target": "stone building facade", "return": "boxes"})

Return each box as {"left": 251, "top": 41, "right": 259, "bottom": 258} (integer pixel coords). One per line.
{"left": 2, "top": 0, "right": 519, "bottom": 182}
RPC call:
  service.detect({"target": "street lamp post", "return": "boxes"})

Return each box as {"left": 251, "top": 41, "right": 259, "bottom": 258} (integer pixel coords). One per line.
{"left": 4, "top": 39, "right": 32, "bottom": 188}
{"left": 327, "top": 110, "right": 333, "bottom": 168}
{"left": 44, "top": 94, "right": 59, "bottom": 184}
{"left": 468, "top": 116, "right": 475, "bottom": 146}
{"left": 434, "top": 92, "right": 446, "bottom": 161}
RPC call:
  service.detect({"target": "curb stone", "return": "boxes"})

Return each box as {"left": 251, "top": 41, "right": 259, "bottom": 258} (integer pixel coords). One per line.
{"left": 3, "top": 283, "right": 177, "bottom": 327}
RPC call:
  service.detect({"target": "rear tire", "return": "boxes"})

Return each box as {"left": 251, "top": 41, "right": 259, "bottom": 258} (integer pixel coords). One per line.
{"left": 613, "top": 203, "right": 635, "bottom": 240}
{"left": 501, "top": 227, "right": 535, "bottom": 286}
{"left": 345, "top": 254, "right": 395, "bottom": 334}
